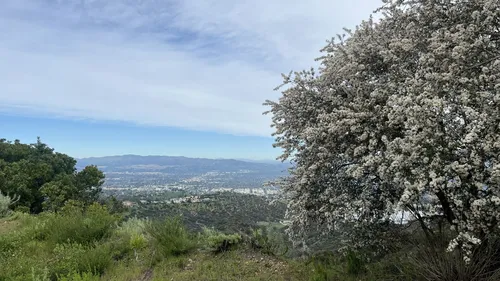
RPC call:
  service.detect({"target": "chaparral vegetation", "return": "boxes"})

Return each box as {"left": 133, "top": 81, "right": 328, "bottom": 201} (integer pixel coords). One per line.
{"left": 2, "top": 0, "right": 500, "bottom": 280}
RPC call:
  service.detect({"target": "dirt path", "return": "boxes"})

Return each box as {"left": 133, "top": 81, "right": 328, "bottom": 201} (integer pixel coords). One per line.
{"left": 136, "top": 268, "right": 153, "bottom": 281}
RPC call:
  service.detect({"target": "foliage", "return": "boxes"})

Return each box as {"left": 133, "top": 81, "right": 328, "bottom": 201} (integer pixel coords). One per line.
{"left": 151, "top": 250, "right": 308, "bottom": 281}
{"left": 39, "top": 202, "right": 119, "bottom": 245}
{"left": 52, "top": 243, "right": 113, "bottom": 277}
{"left": 146, "top": 216, "right": 196, "bottom": 257}
{"left": 265, "top": 0, "right": 500, "bottom": 259}
{"left": 345, "top": 250, "right": 365, "bottom": 276}
{"left": 202, "top": 228, "right": 242, "bottom": 253}
{"left": 409, "top": 236, "right": 500, "bottom": 281}
{"left": 249, "top": 226, "right": 289, "bottom": 256}
{"left": 100, "top": 196, "right": 128, "bottom": 215}
{"left": 132, "top": 192, "right": 286, "bottom": 233}
{"left": 0, "top": 192, "right": 19, "bottom": 218}
{"left": 2, "top": 207, "right": 477, "bottom": 281}
{"left": 129, "top": 232, "right": 148, "bottom": 251}
{"left": 115, "top": 217, "right": 147, "bottom": 238}
{"left": 0, "top": 205, "right": 118, "bottom": 280}
{"left": 0, "top": 138, "right": 105, "bottom": 213}
{"left": 57, "top": 272, "right": 100, "bottom": 281}
{"left": 31, "top": 267, "right": 50, "bottom": 281}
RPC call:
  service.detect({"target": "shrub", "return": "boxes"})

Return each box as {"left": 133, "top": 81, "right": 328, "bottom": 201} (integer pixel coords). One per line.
{"left": 14, "top": 205, "right": 31, "bottom": 214}
{"left": 52, "top": 243, "right": 87, "bottom": 277}
{"left": 0, "top": 192, "right": 19, "bottom": 218}
{"left": 31, "top": 267, "right": 50, "bottom": 281}
{"left": 108, "top": 218, "right": 150, "bottom": 261}
{"left": 306, "top": 253, "right": 339, "bottom": 281}
{"left": 129, "top": 232, "right": 148, "bottom": 250}
{"left": 202, "top": 228, "right": 242, "bottom": 253}
{"left": 309, "top": 263, "right": 332, "bottom": 281}
{"left": 101, "top": 196, "right": 128, "bottom": 215}
{"left": 249, "top": 226, "right": 288, "bottom": 256}
{"left": 41, "top": 202, "right": 119, "bottom": 245}
{"left": 129, "top": 233, "right": 148, "bottom": 261}
{"left": 0, "top": 214, "right": 39, "bottom": 256}
{"left": 79, "top": 244, "right": 113, "bottom": 275}
{"left": 0, "top": 231, "right": 21, "bottom": 256}
{"left": 52, "top": 243, "right": 113, "bottom": 278}
{"left": 345, "top": 250, "right": 365, "bottom": 276}
{"left": 146, "top": 216, "right": 195, "bottom": 257}
{"left": 115, "top": 217, "right": 148, "bottom": 238}
{"left": 365, "top": 253, "right": 418, "bottom": 281}
{"left": 410, "top": 236, "right": 500, "bottom": 281}
{"left": 0, "top": 249, "right": 50, "bottom": 281}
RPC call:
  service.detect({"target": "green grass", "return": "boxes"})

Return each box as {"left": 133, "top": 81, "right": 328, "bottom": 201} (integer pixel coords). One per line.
{"left": 0, "top": 209, "right": 388, "bottom": 281}
{"left": 151, "top": 250, "right": 307, "bottom": 281}
{"left": 7, "top": 206, "right": 491, "bottom": 281}
{"left": 0, "top": 210, "right": 310, "bottom": 281}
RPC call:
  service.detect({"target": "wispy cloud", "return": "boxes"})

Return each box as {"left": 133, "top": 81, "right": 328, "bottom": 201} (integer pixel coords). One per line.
{"left": 0, "top": 0, "right": 379, "bottom": 137}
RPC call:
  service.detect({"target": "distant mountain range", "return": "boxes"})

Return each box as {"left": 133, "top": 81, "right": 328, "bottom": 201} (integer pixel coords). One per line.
{"left": 76, "top": 155, "right": 290, "bottom": 172}
{"left": 76, "top": 155, "right": 291, "bottom": 191}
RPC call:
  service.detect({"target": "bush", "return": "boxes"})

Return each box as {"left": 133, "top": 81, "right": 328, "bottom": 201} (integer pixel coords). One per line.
{"left": 202, "top": 228, "right": 242, "bottom": 253}
{"left": 31, "top": 267, "right": 50, "bottom": 281}
{"left": 345, "top": 250, "right": 365, "bottom": 276}
{"left": 14, "top": 205, "right": 31, "bottom": 214}
{"left": 365, "top": 252, "right": 418, "bottom": 281}
{"left": 0, "top": 231, "right": 21, "bottom": 256}
{"left": 306, "top": 253, "right": 339, "bottom": 281}
{"left": 0, "top": 247, "right": 51, "bottom": 281}
{"left": 52, "top": 243, "right": 86, "bottom": 277}
{"left": 101, "top": 196, "right": 128, "bottom": 215}
{"left": 249, "top": 226, "right": 288, "bottom": 256}
{"left": 79, "top": 244, "right": 113, "bottom": 275}
{"left": 114, "top": 217, "right": 148, "bottom": 241}
{"left": 410, "top": 237, "right": 500, "bottom": 281}
{"left": 52, "top": 242, "right": 113, "bottom": 278}
{"left": 146, "top": 216, "right": 196, "bottom": 257}
{"left": 129, "top": 232, "right": 148, "bottom": 250}
{"left": 0, "top": 192, "right": 19, "bottom": 218}
{"left": 110, "top": 217, "right": 151, "bottom": 261}
{"left": 40, "top": 202, "right": 119, "bottom": 245}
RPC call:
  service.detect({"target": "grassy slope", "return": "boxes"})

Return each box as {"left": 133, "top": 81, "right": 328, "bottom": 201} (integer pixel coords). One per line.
{"left": 0, "top": 211, "right": 422, "bottom": 281}
{"left": 102, "top": 251, "right": 307, "bottom": 281}
{"left": 0, "top": 213, "right": 312, "bottom": 281}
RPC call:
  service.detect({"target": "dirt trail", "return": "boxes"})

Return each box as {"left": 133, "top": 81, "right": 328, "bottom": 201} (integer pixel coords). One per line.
{"left": 136, "top": 268, "right": 153, "bottom": 281}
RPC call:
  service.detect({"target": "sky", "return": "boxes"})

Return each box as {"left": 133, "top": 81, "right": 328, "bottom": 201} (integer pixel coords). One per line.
{"left": 0, "top": 0, "right": 380, "bottom": 160}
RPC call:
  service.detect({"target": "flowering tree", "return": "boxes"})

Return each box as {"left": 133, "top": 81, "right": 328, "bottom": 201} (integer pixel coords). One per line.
{"left": 265, "top": 0, "right": 500, "bottom": 259}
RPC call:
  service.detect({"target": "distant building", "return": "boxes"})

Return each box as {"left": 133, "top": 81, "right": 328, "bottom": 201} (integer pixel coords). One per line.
{"left": 122, "top": 200, "right": 135, "bottom": 207}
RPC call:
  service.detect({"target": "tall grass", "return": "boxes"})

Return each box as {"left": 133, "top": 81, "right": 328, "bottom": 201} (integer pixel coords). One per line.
{"left": 39, "top": 203, "right": 119, "bottom": 245}
{"left": 410, "top": 236, "right": 500, "bottom": 281}
{"left": 146, "top": 216, "right": 196, "bottom": 257}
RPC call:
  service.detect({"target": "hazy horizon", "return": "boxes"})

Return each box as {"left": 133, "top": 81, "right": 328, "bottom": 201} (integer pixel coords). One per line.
{"left": 0, "top": 0, "right": 379, "bottom": 160}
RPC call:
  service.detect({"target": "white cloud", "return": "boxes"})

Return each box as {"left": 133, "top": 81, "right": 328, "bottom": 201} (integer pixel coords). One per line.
{"left": 0, "top": 0, "right": 380, "bottom": 137}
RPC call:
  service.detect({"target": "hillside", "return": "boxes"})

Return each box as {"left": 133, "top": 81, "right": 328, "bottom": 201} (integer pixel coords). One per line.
{"left": 0, "top": 209, "right": 419, "bottom": 281}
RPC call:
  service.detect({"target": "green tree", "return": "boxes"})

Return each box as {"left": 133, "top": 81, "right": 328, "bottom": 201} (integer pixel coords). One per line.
{"left": 0, "top": 138, "right": 105, "bottom": 213}
{"left": 75, "top": 165, "right": 105, "bottom": 204}
{"left": 40, "top": 174, "right": 78, "bottom": 212}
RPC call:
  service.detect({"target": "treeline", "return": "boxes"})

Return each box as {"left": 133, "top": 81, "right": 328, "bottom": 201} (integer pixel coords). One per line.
{"left": 0, "top": 138, "right": 111, "bottom": 213}
{"left": 131, "top": 192, "right": 287, "bottom": 233}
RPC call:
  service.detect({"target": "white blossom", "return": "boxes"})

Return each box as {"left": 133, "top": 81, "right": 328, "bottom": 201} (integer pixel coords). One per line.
{"left": 265, "top": 0, "right": 500, "bottom": 259}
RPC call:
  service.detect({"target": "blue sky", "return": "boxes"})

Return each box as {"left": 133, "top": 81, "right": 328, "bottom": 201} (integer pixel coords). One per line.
{"left": 0, "top": 0, "right": 379, "bottom": 159}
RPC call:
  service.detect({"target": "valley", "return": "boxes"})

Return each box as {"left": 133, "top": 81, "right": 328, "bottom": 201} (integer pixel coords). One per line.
{"left": 77, "top": 155, "right": 289, "bottom": 198}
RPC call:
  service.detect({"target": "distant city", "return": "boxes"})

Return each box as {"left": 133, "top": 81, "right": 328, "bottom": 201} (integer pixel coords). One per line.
{"left": 77, "top": 155, "right": 290, "bottom": 199}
